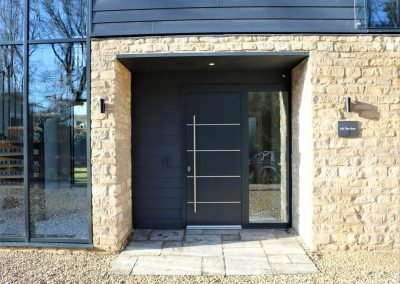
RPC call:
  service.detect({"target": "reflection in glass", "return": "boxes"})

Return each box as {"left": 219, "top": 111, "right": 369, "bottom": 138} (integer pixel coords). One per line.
{"left": 356, "top": 0, "right": 399, "bottom": 28}
{"left": 248, "top": 91, "right": 288, "bottom": 223}
{"left": 368, "top": 0, "right": 398, "bottom": 28}
{"left": 29, "top": 0, "right": 87, "bottom": 40}
{"left": 29, "top": 43, "right": 88, "bottom": 239}
{"left": 0, "top": 45, "right": 25, "bottom": 238}
{"left": 0, "top": 0, "right": 24, "bottom": 41}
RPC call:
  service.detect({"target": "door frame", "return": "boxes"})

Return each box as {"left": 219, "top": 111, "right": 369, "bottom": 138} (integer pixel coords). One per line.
{"left": 180, "top": 83, "right": 292, "bottom": 229}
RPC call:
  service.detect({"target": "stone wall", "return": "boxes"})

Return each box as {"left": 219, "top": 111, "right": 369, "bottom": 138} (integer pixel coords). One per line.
{"left": 91, "top": 35, "right": 400, "bottom": 251}
{"left": 91, "top": 47, "right": 132, "bottom": 251}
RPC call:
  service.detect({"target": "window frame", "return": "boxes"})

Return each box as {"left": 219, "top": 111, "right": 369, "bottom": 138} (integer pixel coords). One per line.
{"left": 0, "top": 0, "right": 92, "bottom": 248}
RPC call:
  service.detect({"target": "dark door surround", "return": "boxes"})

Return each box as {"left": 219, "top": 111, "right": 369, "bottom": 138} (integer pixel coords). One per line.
{"left": 131, "top": 70, "right": 293, "bottom": 229}
{"left": 181, "top": 84, "right": 292, "bottom": 229}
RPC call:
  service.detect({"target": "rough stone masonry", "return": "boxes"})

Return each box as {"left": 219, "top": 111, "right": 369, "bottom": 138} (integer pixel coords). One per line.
{"left": 90, "top": 35, "right": 400, "bottom": 251}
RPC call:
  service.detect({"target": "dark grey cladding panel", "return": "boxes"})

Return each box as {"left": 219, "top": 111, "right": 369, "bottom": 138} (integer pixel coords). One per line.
{"left": 218, "top": 0, "right": 353, "bottom": 6}
{"left": 92, "top": 7, "right": 353, "bottom": 23}
{"left": 151, "top": 19, "right": 357, "bottom": 34}
{"left": 91, "top": 0, "right": 362, "bottom": 36}
{"left": 92, "top": 0, "right": 219, "bottom": 11}
{"left": 92, "top": 19, "right": 357, "bottom": 36}
{"left": 93, "top": 0, "right": 352, "bottom": 11}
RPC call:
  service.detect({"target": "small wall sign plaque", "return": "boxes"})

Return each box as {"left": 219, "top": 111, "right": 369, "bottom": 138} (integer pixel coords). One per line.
{"left": 338, "top": 121, "right": 359, "bottom": 137}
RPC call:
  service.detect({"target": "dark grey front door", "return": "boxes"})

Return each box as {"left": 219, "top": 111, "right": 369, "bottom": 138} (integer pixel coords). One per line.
{"left": 185, "top": 88, "right": 242, "bottom": 226}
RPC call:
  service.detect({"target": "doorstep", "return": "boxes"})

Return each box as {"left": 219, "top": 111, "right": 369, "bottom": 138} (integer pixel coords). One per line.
{"left": 109, "top": 229, "right": 318, "bottom": 276}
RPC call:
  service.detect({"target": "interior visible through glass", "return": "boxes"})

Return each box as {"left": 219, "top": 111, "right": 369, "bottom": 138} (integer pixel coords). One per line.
{"left": 0, "top": 45, "right": 25, "bottom": 238}
{"left": 28, "top": 43, "right": 88, "bottom": 239}
{"left": 248, "top": 91, "right": 289, "bottom": 223}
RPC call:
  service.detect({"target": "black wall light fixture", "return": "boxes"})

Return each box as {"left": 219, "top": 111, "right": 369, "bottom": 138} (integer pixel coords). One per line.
{"left": 345, "top": 97, "right": 351, "bottom": 112}
{"left": 99, "top": 98, "right": 106, "bottom": 113}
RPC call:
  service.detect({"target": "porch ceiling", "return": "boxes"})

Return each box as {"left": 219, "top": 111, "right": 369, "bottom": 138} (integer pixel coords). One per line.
{"left": 117, "top": 52, "right": 308, "bottom": 72}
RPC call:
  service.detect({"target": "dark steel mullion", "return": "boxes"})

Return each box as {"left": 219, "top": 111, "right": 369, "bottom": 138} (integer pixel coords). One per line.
{"left": 287, "top": 79, "right": 293, "bottom": 228}
{"left": 0, "top": 41, "right": 23, "bottom": 46}
{"left": 0, "top": 241, "right": 92, "bottom": 249}
{"left": 29, "top": 237, "right": 91, "bottom": 244}
{"left": 27, "top": 38, "right": 86, "bottom": 44}
{"left": 86, "top": 0, "right": 93, "bottom": 245}
{"left": 23, "top": 0, "right": 29, "bottom": 243}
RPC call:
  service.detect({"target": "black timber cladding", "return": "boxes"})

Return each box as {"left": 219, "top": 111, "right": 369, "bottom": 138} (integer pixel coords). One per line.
{"left": 92, "top": 0, "right": 366, "bottom": 36}
{"left": 132, "top": 70, "right": 289, "bottom": 229}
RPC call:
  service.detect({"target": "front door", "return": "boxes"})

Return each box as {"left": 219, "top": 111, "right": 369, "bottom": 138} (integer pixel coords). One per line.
{"left": 185, "top": 88, "right": 242, "bottom": 226}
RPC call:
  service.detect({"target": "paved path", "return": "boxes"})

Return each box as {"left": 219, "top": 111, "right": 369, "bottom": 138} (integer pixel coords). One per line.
{"left": 109, "top": 229, "right": 318, "bottom": 276}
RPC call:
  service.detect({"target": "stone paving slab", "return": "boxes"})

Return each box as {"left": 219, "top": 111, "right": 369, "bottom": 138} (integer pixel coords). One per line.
{"left": 288, "top": 254, "right": 315, "bottom": 264}
{"left": 160, "top": 241, "right": 183, "bottom": 256}
{"left": 202, "top": 257, "right": 225, "bottom": 276}
{"left": 110, "top": 229, "right": 318, "bottom": 276}
{"left": 185, "top": 229, "right": 203, "bottom": 235}
{"left": 182, "top": 242, "right": 223, "bottom": 257}
{"left": 223, "top": 240, "right": 261, "bottom": 248}
{"left": 262, "top": 238, "right": 306, "bottom": 255}
{"left": 150, "top": 230, "right": 185, "bottom": 241}
{"left": 184, "top": 234, "right": 222, "bottom": 243}
{"left": 131, "top": 229, "right": 151, "bottom": 241}
{"left": 203, "top": 229, "right": 240, "bottom": 235}
{"left": 267, "top": 254, "right": 291, "bottom": 264}
{"left": 109, "top": 256, "right": 137, "bottom": 275}
{"left": 240, "top": 229, "right": 276, "bottom": 241}
{"left": 223, "top": 247, "right": 267, "bottom": 260}
{"left": 225, "top": 257, "right": 272, "bottom": 275}
{"left": 131, "top": 256, "right": 202, "bottom": 275}
{"left": 122, "top": 241, "right": 163, "bottom": 256}
{"left": 222, "top": 234, "right": 241, "bottom": 241}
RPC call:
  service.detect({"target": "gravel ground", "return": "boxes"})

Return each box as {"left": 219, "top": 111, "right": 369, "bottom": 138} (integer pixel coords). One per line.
{"left": 0, "top": 248, "right": 399, "bottom": 284}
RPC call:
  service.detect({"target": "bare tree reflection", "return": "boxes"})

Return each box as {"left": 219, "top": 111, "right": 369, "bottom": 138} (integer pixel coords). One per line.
{"left": 0, "top": 0, "right": 23, "bottom": 41}
{"left": 30, "top": 0, "right": 87, "bottom": 39}
{"left": 368, "top": 0, "right": 398, "bottom": 28}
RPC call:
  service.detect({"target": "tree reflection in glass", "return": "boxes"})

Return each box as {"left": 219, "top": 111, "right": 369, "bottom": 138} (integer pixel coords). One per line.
{"left": 30, "top": 0, "right": 87, "bottom": 40}
{"left": 0, "top": 0, "right": 24, "bottom": 41}
{"left": 28, "top": 42, "right": 88, "bottom": 239}
{"left": 368, "top": 0, "right": 399, "bottom": 28}
{"left": 0, "top": 45, "right": 25, "bottom": 238}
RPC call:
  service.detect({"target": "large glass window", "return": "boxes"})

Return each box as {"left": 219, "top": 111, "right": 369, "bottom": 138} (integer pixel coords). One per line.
{"left": 0, "top": 45, "right": 24, "bottom": 238}
{"left": 28, "top": 43, "right": 88, "bottom": 239}
{"left": 248, "top": 91, "right": 289, "bottom": 224}
{"left": 29, "top": 0, "right": 87, "bottom": 40}
{"left": 0, "top": 0, "right": 89, "bottom": 244}
{"left": 0, "top": 0, "right": 24, "bottom": 41}
{"left": 355, "top": 0, "right": 399, "bottom": 29}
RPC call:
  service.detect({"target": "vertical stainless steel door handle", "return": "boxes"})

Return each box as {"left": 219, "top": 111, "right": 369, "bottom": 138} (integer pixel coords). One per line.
{"left": 193, "top": 115, "right": 197, "bottom": 213}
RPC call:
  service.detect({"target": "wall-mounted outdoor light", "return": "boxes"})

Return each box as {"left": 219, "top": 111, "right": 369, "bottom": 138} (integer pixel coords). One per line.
{"left": 99, "top": 98, "right": 106, "bottom": 113}
{"left": 345, "top": 97, "right": 351, "bottom": 112}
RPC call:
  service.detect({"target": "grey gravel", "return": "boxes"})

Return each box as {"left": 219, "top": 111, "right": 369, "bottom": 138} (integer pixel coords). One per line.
{"left": 0, "top": 248, "right": 399, "bottom": 283}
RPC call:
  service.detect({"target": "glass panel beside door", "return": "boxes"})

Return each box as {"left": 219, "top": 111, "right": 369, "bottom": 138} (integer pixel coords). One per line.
{"left": 248, "top": 91, "right": 289, "bottom": 224}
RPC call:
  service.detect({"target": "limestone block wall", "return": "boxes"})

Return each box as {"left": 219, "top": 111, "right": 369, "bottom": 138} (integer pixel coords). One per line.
{"left": 91, "top": 34, "right": 399, "bottom": 251}
{"left": 91, "top": 46, "right": 132, "bottom": 251}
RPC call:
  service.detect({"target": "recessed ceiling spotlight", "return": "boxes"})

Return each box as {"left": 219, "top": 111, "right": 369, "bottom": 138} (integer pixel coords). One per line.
{"left": 209, "top": 62, "right": 215, "bottom": 66}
